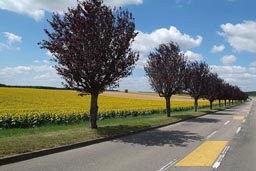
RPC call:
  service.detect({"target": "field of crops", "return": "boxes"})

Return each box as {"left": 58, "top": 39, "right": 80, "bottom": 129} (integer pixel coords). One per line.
{"left": 0, "top": 87, "right": 210, "bottom": 128}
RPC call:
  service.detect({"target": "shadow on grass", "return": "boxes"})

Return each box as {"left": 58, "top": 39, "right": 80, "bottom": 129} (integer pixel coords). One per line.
{"left": 113, "top": 129, "right": 203, "bottom": 147}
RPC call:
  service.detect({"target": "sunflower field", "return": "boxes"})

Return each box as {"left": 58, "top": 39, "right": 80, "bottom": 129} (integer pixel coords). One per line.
{"left": 0, "top": 87, "right": 211, "bottom": 128}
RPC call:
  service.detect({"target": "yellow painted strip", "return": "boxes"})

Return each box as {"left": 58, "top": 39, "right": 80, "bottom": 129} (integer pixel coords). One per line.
{"left": 234, "top": 116, "right": 245, "bottom": 120}
{"left": 175, "top": 141, "right": 228, "bottom": 166}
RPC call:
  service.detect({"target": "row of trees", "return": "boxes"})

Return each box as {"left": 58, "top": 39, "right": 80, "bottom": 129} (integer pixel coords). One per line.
{"left": 39, "top": 0, "right": 247, "bottom": 128}
{"left": 145, "top": 42, "right": 248, "bottom": 117}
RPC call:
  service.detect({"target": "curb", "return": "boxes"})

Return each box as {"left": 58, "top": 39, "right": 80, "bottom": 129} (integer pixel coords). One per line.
{"left": 0, "top": 110, "right": 221, "bottom": 166}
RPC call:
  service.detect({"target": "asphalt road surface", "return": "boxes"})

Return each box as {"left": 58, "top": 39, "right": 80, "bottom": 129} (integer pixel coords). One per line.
{"left": 0, "top": 100, "right": 254, "bottom": 171}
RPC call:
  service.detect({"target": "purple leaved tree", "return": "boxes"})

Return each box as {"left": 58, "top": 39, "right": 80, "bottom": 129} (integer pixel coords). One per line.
{"left": 144, "top": 42, "right": 186, "bottom": 117}
{"left": 39, "top": 0, "right": 139, "bottom": 129}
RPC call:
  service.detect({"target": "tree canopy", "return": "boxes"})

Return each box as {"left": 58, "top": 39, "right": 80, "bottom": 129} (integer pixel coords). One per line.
{"left": 39, "top": 0, "right": 139, "bottom": 128}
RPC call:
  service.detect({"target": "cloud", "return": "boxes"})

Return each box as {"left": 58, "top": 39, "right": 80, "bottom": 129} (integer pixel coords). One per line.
{"left": 0, "top": 32, "right": 22, "bottom": 51}
{"left": 211, "top": 65, "right": 256, "bottom": 91}
{"left": 211, "top": 44, "right": 225, "bottom": 53}
{"left": 0, "top": 65, "right": 53, "bottom": 76}
{"left": 250, "top": 61, "right": 256, "bottom": 67}
{"left": 104, "top": 0, "right": 143, "bottom": 7}
{"left": 132, "top": 26, "right": 203, "bottom": 55}
{"left": 3, "top": 32, "right": 22, "bottom": 44}
{"left": 184, "top": 50, "right": 203, "bottom": 61}
{"left": 220, "top": 55, "right": 237, "bottom": 65}
{"left": 0, "top": 64, "right": 62, "bottom": 87}
{"left": 0, "top": 0, "right": 143, "bottom": 21}
{"left": 174, "top": 0, "right": 192, "bottom": 8}
{"left": 118, "top": 76, "right": 151, "bottom": 92}
{"left": 219, "top": 20, "right": 256, "bottom": 53}
{"left": 0, "top": 42, "right": 11, "bottom": 50}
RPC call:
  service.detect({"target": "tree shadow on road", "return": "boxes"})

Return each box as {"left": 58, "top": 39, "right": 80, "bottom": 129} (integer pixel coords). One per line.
{"left": 172, "top": 114, "right": 221, "bottom": 123}
{"left": 185, "top": 117, "right": 220, "bottom": 123}
{"left": 210, "top": 112, "right": 234, "bottom": 116}
{"left": 112, "top": 129, "right": 203, "bottom": 147}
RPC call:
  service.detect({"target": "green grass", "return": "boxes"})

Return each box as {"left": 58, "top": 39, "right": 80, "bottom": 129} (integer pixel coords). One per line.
{"left": 0, "top": 105, "right": 236, "bottom": 158}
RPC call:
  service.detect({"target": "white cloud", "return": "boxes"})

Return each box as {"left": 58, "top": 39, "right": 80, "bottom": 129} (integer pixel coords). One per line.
{"left": 210, "top": 65, "right": 256, "bottom": 91}
{"left": 46, "top": 50, "right": 53, "bottom": 57}
{"left": 0, "top": 0, "right": 143, "bottom": 21}
{"left": 0, "top": 42, "right": 10, "bottom": 50}
{"left": 220, "top": 55, "right": 237, "bottom": 65}
{"left": 132, "top": 26, "right": 203, "bottom": 55}
{"left": 3, "top": 32, "right": 22, "bottom": 44}
{"left": 135, "top": 55, "right": 147, "bottom": 69}
{"left": 105, "top": 0, "right": 143, "bottom": 7}
{"left": 0, "top": 65, "right": 53, "bottom": 76}
{"left": 118, "top": 76, "right": 151, "bottom": 92}
{"left": 211, "top": 44, "right": 225, "bottom": 53}
{"left": 250, "top": 61, "right": 256, "bottom": 67}
{"left": 184, "top": 50, "right": 203, "bottom": 61}
{"left": 0, "top": 64, "right": 62, "bottom": 87}
{"left": 174, "top": 0, "right": 192, "bottom": 8}
{"left": 219, "top": 20, "right": 256, "bottom": 53}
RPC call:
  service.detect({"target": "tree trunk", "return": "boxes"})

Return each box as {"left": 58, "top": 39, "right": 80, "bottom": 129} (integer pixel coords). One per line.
{"left": 90, "top": 93, "right": 99, "bottom": 129}
{"left": 224, "top": 99, "right": 227, "bottom": 106}
{"left": 165, "top": 96, "right": 171, "bottom": 117}
{"left": 194, "top": 98, "right": 198, "bottom": 112}
{"left": 218, "top": 99, "right": 221, "bottom": 107}
{"left": 210, "top": 100, "right": 213, "bottom": 110}
{"left": 228, "top": 99, "right": 231, "bottom": 106}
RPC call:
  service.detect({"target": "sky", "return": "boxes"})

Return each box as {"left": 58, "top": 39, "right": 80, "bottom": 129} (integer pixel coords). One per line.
{"left": 0, "top": 0, "right": 256, "bottom": 92}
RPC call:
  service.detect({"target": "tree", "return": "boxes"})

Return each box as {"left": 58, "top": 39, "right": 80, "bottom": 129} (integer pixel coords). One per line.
{"left": 185, "top": 61, "right": 210, "bottom": 112}
{"left": 39, "top": 0, "right": 139, "bottom": 129}
{"left": 216, "top": 78, "right": 225, "bottom": 107}
{"left": 144, "top": 42, "right": 186, "bottom": 117}
{"left": 204, "top": 73, "right": 220, "bottom": 110}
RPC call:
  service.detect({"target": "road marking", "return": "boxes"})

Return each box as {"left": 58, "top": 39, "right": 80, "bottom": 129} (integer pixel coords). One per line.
{"left": 234, "top": 116, "right": 245, "bottom": 120}
{"left": 206, "top": 131, "right": 217, "bottom": 139}
{"left": 236, "top": 127, "right": 241, "bottom": 134}
{"left": 212, "top": 146, "right": 230, "bottom": 169}
{"left": 157, "top": 159, "right": 177, "bottom": 171}
{"left": 175, "top": 141, "right": 228, "bottom": 166}
{"left": 224, "top": 121, "right": 230, "bottom": 125}
{"left": 242, "top": 119, "right": 246, "bottom": 123}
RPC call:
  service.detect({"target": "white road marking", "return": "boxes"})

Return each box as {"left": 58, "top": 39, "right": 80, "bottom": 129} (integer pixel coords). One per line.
{"left": 206, "top": 131, "right": 217, "bottom": 139}
{"left": 236, "top": 127, "right": 241, "bottom": 134}
{"left": 242, "top": 119, "right": 246, "bottom": 123}
{"left": 212, "top": 146, "right": 230, "bottom": 169}
{"left": 157, "top": 159, "right": 177, "bottom": 171}
{"left": 224, "top": 121, "right": 230, "bottom": 125}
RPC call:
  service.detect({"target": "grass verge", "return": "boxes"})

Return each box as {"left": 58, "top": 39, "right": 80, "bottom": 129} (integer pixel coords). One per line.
{"left": 0, "top": 105, "right": 232, "bottom": 158}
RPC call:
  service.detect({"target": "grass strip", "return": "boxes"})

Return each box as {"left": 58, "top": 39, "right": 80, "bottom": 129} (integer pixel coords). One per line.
{"left": 0, "top": 105, "right": 234, "bottom": 158}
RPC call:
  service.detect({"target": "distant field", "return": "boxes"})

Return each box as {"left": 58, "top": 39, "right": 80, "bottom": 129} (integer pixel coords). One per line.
{"left": 0, "top": 88, "right": 204, "bottom": 114}
{"left": 103, "top": 91, "right": 194, "bottom": 101}
{"left": 0, "top": 87, "right": 210, "bottom": 128}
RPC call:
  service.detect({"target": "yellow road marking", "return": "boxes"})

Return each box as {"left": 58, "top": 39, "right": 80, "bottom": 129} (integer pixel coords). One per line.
{"left": 175, "top": 141, "right": 228, "bottom": 166}
{"left": 234, "top": 116, "right": 245, "bottom": 120}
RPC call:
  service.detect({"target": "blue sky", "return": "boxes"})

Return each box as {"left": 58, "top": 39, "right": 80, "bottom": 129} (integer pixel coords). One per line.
{"left": 0, "top": 0, "right": 256, "bottom": 92}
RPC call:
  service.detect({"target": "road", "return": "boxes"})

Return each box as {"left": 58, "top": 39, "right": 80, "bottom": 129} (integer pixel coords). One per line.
{"left": 0, "top": 101, "right": 254, "bottom": 171}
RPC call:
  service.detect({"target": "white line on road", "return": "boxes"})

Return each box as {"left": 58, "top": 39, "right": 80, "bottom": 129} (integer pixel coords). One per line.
{"left": 212, "top": 146, "right": 230, "bottom": 169}
{"left": 206, "top": 131, "right": 217, "bottom": 139}
{"left": 236, "top": 127, "right": 241, "bottom": 134}
{"left": 224, "top": 121, "right": 230, "bottom": 125}
{"left": 157, "top": 159, "right": 177, "bottom": 171}
{"left": 242, "top": 119, "right": 246, "bottom": 123}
